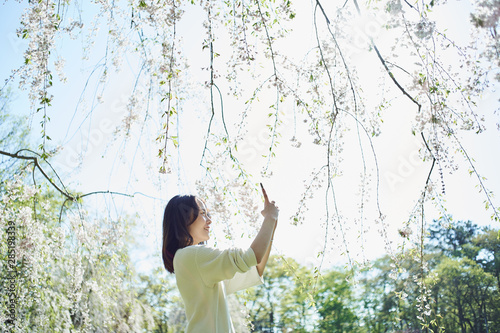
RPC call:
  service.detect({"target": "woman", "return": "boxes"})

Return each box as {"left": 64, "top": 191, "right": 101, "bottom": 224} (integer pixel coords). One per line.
{"left": 162, "top": 184, "right": 278, "bottom": 332}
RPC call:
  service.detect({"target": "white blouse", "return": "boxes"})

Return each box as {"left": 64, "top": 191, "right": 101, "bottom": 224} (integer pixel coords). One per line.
{"left": 174, "top": 245, "right": 264, "bottom": 332}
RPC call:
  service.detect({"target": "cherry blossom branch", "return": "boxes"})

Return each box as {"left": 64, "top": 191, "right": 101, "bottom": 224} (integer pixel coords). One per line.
{"left": 436, "top": 110, "right": 500, "bottom": 223}
{"left": 256, "top": 0, "right": 281, "bottom": 174}
{"left": 350, "top": 0, "right": 422, "bottom": 112}
{"left": 419, "top": 131, "right": 436, "bottom": 325}
{"left": 314, "top": 1, "right": 339, "bottom": 115}
{"left": 200, "top": 5, "right": 215, "bottom": 169}
{"left": 161, "top": 0, "right": 178, "bottom": 173}
{"left": 316, "top": 0, "right": 374, "bottom": 259}
{"left": 313, "top": 1, "right": 343, "bottom": 280}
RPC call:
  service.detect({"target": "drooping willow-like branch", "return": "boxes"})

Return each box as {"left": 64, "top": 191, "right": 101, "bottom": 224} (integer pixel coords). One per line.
{"left": 316, "top": 0, "right": 381, "bottom": 261}
{"left": 350, "top": 0, "right": 422, "bottom": 112}
{"left": 200, "top": 5, "right": 216, "bottom": 170}
{"left": 161, "top": 0, "right": 178, "bottom": 173}
{"left": 436, "top": 109, "right": 500, "bottom": 223}
{"left": 313, "top": 1, "right": 344, "bottom": 281}
{"left": 315, "top": 0, "right": 391, "bottom": 274}
{"left": 418, "top": 131, "right": 436, "bottom": 326}
{"left": 199, "top": 3, "right": 252, "bottom": 185}
{"left": 314, "top": 1, "right": 339, "bottom": 115}
{"left": 255, "top": 0, "right": 281, "bottom": 174}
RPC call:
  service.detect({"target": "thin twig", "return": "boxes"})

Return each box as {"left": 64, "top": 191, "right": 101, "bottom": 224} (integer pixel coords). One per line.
{"left": 200, "top": 5, "right": 216, "bottom": 168}
{"left": 162, "top": 0, "right": 178, "bottom": 170}
{"left": 420, "top": 131, "right": 436, "bottom": 327}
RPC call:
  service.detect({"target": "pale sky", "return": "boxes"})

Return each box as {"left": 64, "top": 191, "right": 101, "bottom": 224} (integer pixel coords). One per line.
{"left": 1, "top": 0, "right": 499, "bottom": 274}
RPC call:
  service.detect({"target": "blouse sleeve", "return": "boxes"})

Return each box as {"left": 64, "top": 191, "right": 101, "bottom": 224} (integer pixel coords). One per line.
{"left": 195, "top": 245, "right": 260, "bottom": 289}
{"left": 224, "top": 266, "right": 264, "bottom": 295}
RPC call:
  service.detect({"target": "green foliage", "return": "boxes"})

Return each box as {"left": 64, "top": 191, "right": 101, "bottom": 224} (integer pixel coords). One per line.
{"left": 240, "top": 220, "right": 500, "bottom": 333}
{"left": 354, "top": 219, "right": 500, "bottom": 333}
{"left": 136, "top": 267, "right": 187, "bottom": 333}
{"left": 428, "top": 219, "right": 479, "bottom": 257}
{"left": 243, "top": 256, "right": 317, "bottom": 332}
{"left": 434, "top": 257, "right": 499, "bottom": 332}
{"left": 315, "top": 270, "right": 360, "bottom": 332}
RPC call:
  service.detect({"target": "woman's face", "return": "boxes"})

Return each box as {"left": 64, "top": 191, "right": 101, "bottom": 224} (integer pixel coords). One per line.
{"left": 188, "top": 198, "right": 212, "bottom": 245}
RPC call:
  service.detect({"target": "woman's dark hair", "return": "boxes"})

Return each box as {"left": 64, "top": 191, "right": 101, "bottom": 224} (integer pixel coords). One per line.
{"left": 162, "top": 195, "right": 200, "bottom": 273}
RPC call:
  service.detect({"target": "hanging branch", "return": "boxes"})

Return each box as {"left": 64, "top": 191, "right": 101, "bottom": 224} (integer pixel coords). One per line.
{"left": 316, "top": 0, "right": 378, "bottom": 261}
{"left": 0, "top": 149, "right": 150, "bottom": 224}
{"left": 255, "top": 0, "right": 281, "bottom": 174}
{"left": 421, "top": 132, "right": 437, "bottom": 187}
{"left": 349, "top": 0, "right": 422, "bottom": 112}
{"left": 400, "top": 5, "right": 499, "bottom": 224}
{"left": 1, "top": 149, "right": 74, "bottom": 200}
{"left": 200, "top": 5, "right": 216, "bottom": 169}
{"left": 315, "top": 0, "right": 389, "bottom": 272}
{"left": 312, "top": 1, "right": 343, "bottom": 281}
{"left": 161, "top": 0, "right": 178, "bottom": 173}
{"left": 198, "top": 3, "right": 249, "bottom": 184}
{"left": 214, "top": 82, "right": 249, "bottom": 180}
{"left": 402, "top": 14, "right": 484, "bottom": 132}
{"left": 436, "top": 109, "right": 500, "bottom": 223}
{"left": 419, "top": 131, "right": 436, "bottom": 327}
{"left": 314, "top": 1, "right": 339, "bottom": 115}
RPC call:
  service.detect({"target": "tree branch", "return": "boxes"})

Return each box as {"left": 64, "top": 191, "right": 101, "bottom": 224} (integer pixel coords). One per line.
{"left": 0, "top": 149, "right": 75, "bottom": 200}
{"left": 350, "top": 0, "right": 422, "bottom": 112}
{"left": 1, "top": 150, "right": 151, "bottom": 223}
{"left": 256, "top": 0, "right": 281, "bottom": 174}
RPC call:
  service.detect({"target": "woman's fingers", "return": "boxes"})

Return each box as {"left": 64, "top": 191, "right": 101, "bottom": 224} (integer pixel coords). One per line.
{"left": 260, "top": 183, "right": 270, "bottom": 204}
{"left": 260, "top": 183, "right": 279, "bottom": 219}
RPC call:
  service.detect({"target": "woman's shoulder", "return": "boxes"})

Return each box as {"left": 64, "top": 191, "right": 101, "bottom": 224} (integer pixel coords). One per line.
{"left": 173, "top": 246, "right": 202, "bottom": 270}
{"left": 177, "top": 244, "right": 254, "bottom": 260}
{"left": 177, "top": 245, "right": 251, "bottom": 262}
{"left": 174, "top": 245, "right": 222, "bottom": 270}
{"left": 176, "top": 244, "right": 218, "bottom": 258}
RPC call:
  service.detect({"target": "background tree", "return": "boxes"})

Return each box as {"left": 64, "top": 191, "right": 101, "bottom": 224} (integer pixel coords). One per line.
{"left": 428, "top": 219, "right": 480, "bottom": 258}
{"left": 434, "top": 257, "right": 498, "bottom": 333}
{"left": 0, "top": 176, "right": 156, "bottom": 332}
{"left": 243, "top": 255, "right": 317, "bottom": 332}
{"left": 473, "top": 228, "right": 500, "bottom": 289}
{"left": 314, "top": 269, "right": 360, "bottom": 333}
{"left": 427, "top": 219, "right": 500, "bottom": 333}
{"left": 136, "top": 267, "right": 186, "bottom": 333}
{"left": 0, "top": 111, "right": 156, "bottom": 331}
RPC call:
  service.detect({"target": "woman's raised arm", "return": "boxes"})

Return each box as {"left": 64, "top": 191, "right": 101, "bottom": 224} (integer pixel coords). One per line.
{"left": 250, "top": 184, "right": 278, "bottom": 264}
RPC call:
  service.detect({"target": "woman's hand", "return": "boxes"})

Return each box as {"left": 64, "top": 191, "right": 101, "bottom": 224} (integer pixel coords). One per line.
{"left": 260, "top": 183, "right": 279, "bottom": 221}
{"left": 255, "top": 183, "right": 278, "bottom": 275}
